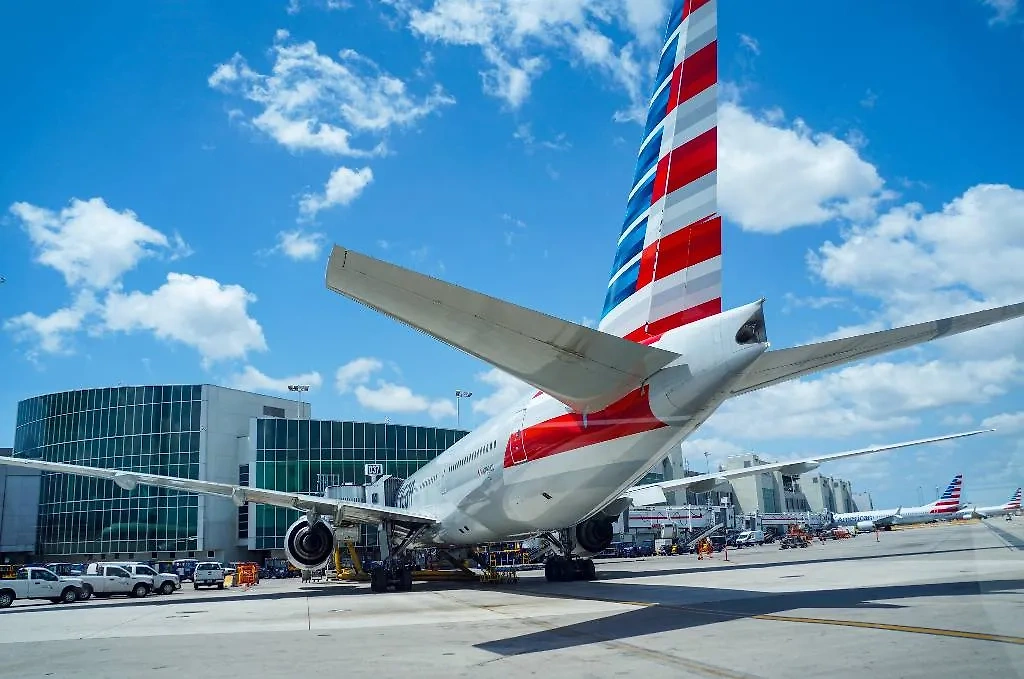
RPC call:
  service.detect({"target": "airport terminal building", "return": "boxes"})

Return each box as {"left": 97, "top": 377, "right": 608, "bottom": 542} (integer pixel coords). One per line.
{"left": 11, "top": 385, "right": 466, "bottom": 563}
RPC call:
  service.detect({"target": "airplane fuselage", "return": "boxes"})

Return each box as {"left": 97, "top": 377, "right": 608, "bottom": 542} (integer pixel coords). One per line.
{"left": 394, "top": 301, "right": 768, "bottom": 547}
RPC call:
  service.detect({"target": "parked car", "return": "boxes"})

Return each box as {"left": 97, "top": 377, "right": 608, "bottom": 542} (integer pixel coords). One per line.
{"left": 0, "top": 567, "right": 84, "bottom": 607}
{"left": 82, "top": 563, "right": 152, "bottom": 599}
{"left": 172, "top": 559, "right": 199, "bottom": 582}
{"left": 193, "top": 562, "right": 226, "bottom": 589}
{"left": 106, "top": 562, "right": 180, "bottom": 595}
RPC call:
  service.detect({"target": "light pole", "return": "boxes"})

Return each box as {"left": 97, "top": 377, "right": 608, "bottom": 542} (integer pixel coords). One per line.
{"left": 703, "top": 451, "right": 711, "bottom": 506}
{"left": 455, "top": 390, "right": 473, "bottom": 428}
{"left": 287, "top": 384, "right": 310, "bottom": 419}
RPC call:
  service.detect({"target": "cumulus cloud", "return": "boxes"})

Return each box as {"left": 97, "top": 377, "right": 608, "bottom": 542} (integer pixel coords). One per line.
{"left": 101, "top": 273, "right": 268, "bottom": 365}
{"left": 981, "top": 0, "right": 1019, "bottom": 25}
{"left": 10, "top": 198, "right": 191, "bottom": 289}
{"left": 268, "top": 229, "right": 328, "bottom": 260}
{"left": 980, "top": 411, "right": 1024, "bottom": 435}
{"left": 718, "top": 103, "right": 891, "bottom": 232}
{"left": 299, "top": 166, "right": 373, "bottom": 218}
{"left": 706, "top": 357, "right": 1022, "bottom": 442}
{"left": 354, "top": 382, "right": 456, "bottom": 419}
{"left": 228, "top": 366, "right": 323, "bottom": 393}
{"left": 208, "top": 30, "right": 454, "bottom": 156}
{"left": 391, "top": 0, "right": 664, "bottom": 118}
{"left": 4, "top": 291, "right": 99, "bottom": 359}
{"left": 471, "top": 368, "right": 534, "bottom": 416}
{"left": 335, "top": 357, "right": 383, "bottom": 393}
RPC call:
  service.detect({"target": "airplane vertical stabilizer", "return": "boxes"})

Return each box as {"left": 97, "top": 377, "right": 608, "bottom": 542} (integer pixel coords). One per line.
{"left": 599, "top": 0, "right": 721, "bottom": 341}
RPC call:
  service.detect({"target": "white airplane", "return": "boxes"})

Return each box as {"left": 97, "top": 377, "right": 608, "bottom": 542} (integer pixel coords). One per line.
{"left": 2, "top": 0, "right": 1023, "bottom": 593}
{"left": 832, "top": 474, "right": 964, "bottom": 531}
{"left": 957, "top": 487, "right": 1022, "bottom": 520}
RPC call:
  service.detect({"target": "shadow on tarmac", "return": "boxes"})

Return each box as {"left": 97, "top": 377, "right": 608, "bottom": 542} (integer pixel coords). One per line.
{"left": 475, "top": 577, "right": 1024, "bottom": 656}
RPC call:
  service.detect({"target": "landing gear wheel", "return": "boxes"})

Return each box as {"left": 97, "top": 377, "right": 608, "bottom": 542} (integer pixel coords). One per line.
{"left": 580, "top": 559, "right": 597, "bottom": 580}
{"left": 370, "top": 566, "right": 387, "bottom": 593}
{"left": 544, "top": 559, "right": 558, "bottom": 582}
{"left": 398, "top": 567, "right": 413, "bottom": 592}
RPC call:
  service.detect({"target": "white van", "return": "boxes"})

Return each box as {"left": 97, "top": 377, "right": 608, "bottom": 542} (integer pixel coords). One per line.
{"left": 736, "top": 530, "right": 765, "bottom": 547}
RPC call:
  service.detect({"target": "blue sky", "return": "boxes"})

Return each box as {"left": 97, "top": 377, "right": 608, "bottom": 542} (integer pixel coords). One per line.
{"left": 1, "top": 0, "right": 1023, "bottom": 508}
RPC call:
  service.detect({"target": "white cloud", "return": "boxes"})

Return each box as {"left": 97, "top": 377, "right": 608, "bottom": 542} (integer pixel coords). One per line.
{"left": 718, "top": 103, "right": 891, "bottom": 232}
{"left": 981, "top": 0, "right": 1019, "bottom": 25}
{"left": 287, "top": 0, "right": 349, "bottom": 14}
{"left": 269, "top": 229, "right": 328, "bottom": 260}
{"left": 299, "top": 166, "right": 373, "bottom": 218}
{"left": 860, "top": 89, "right": 878, "bottom": 109}
{"left": 101, "top": 273, "right": 267, "bottom": 365}
{"left": 228, "top": 366, "right": 323, "bottom": 393}
{"left": 336, "top": 357, "right": 383, "bottom": 393}
{"left": 4, "top": 291, "right": 98, "bottom": 358}
{"left": 10, "top": 198, "right": 190, "bottom": 289}
{"left": 397, "top": 0, "right": 663, "bottom": 117}
{"left": 471, "top": 367, "right": 534, "bottom": 416}
{"left": 512, "top": 123, "right": 570, "bottom": 152}
{"left": 738, "top": 33, "right": 760, "bottom": 55}
{"left": 811, "top": 184, "right": 1024, "bottom": 309}
{"left": 354, "top": 381, "right": 457, "bottom": 419}
{"left": 208, "top": 31, "right": 454, "bottom": 156}
{"left": 706, "top": 358, "right": 1022, "bottom": 442}
{"left": 980, "top": 411, "right": 1024, "bottom": 435}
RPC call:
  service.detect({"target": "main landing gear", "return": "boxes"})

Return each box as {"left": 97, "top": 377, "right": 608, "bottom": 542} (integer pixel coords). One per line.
{"left": 369, "top": 558, "right": 414, "bottom": 593}
{"left": 541, "top": 530, "right": 598, "bottom": 582}
{"left": 368, "top": 520, "right": 420, "bottom": 593}
{"left": 544, "top": 555, "right": 596, "bottom": 582}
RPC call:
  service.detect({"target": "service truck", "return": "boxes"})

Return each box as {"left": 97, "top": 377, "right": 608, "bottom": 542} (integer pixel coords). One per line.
{"left": 81, "top": 563, "right": 152, "bottom": 599}
{"left": 0, "top": 567, "right": 84, "bottom": 608}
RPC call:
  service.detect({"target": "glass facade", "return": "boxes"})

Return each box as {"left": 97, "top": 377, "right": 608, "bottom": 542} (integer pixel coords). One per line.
{"left": 14, "top": 386, "right": 203, "bottom": 556}
{"left": 252, "top": 418, "right": 467, "bottom": 551}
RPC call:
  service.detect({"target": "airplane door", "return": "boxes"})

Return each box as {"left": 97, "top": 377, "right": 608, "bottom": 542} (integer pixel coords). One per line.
{"left": 509, "top": 409, "right": 528, "bottom": 465}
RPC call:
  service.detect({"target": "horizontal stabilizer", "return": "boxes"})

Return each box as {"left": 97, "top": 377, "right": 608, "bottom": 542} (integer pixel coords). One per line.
{"left": 0, "top": 455, "right": 438, "bottom": 527}
{"left": 730, "top": 301, "right": 1024, "bottom": 396}
{"left": 622, "top": 430, "right": 990, "bottom": 502}
{"left": 325, "top": 246, "right": 680, "bottom": 413}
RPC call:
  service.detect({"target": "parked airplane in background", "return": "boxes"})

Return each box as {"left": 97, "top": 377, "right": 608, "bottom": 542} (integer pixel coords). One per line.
{"left": 957, "top": 488, "right": 1022, "bottom": 520}
{"left": 832, "top": 474, "right": 965, "bottom": 531}
{"left": 2, "top": 0, "right": 1023, "bottom": 593}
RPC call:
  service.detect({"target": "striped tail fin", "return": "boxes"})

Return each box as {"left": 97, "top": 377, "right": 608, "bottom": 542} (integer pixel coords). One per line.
{"left": 1005, "top": 487, "right": 1022, "bottom": 510}
{"left": 929, "top": 474, "right": 963, "bottom": 513}
{"left": 599, "top": 0, "right": 721, "bottom": 341}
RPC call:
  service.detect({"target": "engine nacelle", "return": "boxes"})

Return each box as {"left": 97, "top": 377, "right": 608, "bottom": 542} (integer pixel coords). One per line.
{"left": 284, "top": 517, "right": 336, "bottom": 570}
{"left": 856, "top": 520, "right": 876, "bottom": 533}
{"left": 572, "top": 517, "right": 615, "bottom": 556}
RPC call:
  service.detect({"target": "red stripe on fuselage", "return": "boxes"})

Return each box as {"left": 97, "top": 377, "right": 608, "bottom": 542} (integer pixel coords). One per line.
{"left": 652, "top": 127, "right": 717, "bottom": 203}
{"left": 622, "top": 298, "right": 721, "bottom": 342}
{"left": 502, "top": 387, "right": 666, "bottom": 468}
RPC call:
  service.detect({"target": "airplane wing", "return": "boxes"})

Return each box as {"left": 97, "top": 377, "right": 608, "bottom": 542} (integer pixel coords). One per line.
{"left": 729, "top": 301, "right": 1024, "bottom": 396}
{"left": 0, "top": 454, "right": 438, "bottom": 527}
{"left": 872, "top": 508, "right": 902, "bottom": 528}
{"left": 621, "top": 430, "right": 990, "bottom": 506}
{"left": 324, "top": 245, "right": 679, "bottom": 414}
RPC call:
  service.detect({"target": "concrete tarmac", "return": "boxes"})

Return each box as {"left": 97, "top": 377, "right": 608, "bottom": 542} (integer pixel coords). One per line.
{"left": 2, "top": 520, "right": 1022, "bottom": 679}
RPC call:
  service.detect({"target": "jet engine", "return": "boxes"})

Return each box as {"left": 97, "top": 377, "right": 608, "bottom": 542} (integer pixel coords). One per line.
{"left": 284, "top": 517, "right": 336, "bottom": 570}
{"left": 572, "top": 516, "right": 615, "bottom": 556}
{"left": 856, "top": 520, "right": 876, "bottom": 533}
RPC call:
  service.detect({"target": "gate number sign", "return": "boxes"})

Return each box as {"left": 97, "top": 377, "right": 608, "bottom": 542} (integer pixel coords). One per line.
{"left": 364, "top": 463, "right": 383, "bottom": 477}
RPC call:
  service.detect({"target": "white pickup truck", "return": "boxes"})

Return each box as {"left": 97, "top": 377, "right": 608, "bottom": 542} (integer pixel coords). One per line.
{"left": 105, "top": 562, "right": 180, "bottom": 595}
{"left": 0, "top": 567, "right": 84, "bottom": 607}
{"left": 80, "top": 563, "right": 152, "bottom": 599}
